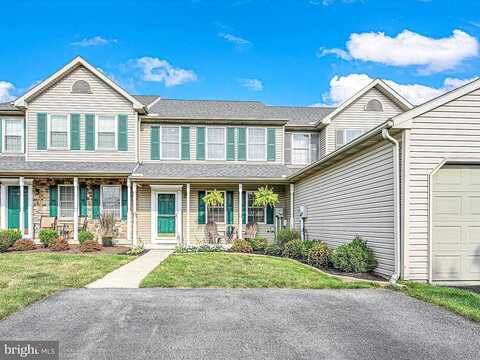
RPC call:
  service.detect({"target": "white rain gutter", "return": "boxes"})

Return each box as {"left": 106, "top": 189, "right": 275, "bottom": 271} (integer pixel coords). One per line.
{"left": 382, "top": 128, "right": 401, "bottom": 284}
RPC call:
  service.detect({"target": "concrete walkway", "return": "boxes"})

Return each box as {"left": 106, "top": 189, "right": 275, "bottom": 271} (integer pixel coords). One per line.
{"left": 86, "top": 250, "right": 172, "bottom": 288}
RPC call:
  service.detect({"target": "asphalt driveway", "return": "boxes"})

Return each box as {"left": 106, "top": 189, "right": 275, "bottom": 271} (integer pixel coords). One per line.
{"left": 0, "top": 289, "right": 478, "bottom": 360}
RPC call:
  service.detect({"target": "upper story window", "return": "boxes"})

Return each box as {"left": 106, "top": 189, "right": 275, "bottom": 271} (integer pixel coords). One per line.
{"left": 206, "top": 190, "right": 226, "bottom": 223}
{"left": 161, "top": 126, "right": 180, "bottom": 160}
{"left": 247, "top": 128, "right": 266, "bottom": 161}
{"left": 97, "top": 115, "right": 116, "bottom": 150}
{"left": 335, "top": 129, "right": 364, "bottom": 148}
{"left": 101, "top": 185, "right": 121, "bottom": 218}
{"left": 49, "top": 114, "right": 69, "bottom": 149}
{"left": 207, "top": 127, "right": 226, "bottom": 160}
{"left": 292, "top": 133, "right": 310, "bottom": 165}
{"left": 365, "top": 99, "right": 383, "bottom": 112}
{"left": 71, "top": 80, "right": 92, "bottom": 94}
{"left": 3, "top": 119, "right": 24, "bottom": 153}
{"left": 247, "top": 191, "right": 265, "bottom": 224}
{"left": 58, "top": 185, "right": 74, "bottom": 219}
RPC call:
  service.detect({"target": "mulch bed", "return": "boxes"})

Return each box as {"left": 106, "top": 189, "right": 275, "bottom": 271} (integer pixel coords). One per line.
{"left": 4, "top": 245, "right": 131, "bottom": 255}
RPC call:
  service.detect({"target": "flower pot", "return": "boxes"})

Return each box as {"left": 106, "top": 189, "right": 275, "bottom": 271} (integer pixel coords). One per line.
{"left": 102, "top": 236, "right": 113, "bottom": 247}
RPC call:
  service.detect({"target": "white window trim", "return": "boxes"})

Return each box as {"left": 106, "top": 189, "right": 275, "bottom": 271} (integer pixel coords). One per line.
{"left": 205, "top": 190, "right": 227, "bottom": 224}
{"left": 2, "top": 118, "right": 24, "bottom": 154}
{"left": 291, "top": 132, "right": 311, "bottom": 165}
{"left": 47, "top": 114, "right": 70, "bottom": 150}
{"left": 58, "top": 184, "right": 74, "bottom": 220}
{"left": 246, "top": 127, "right": 267, "bottom": 162}
{"left": 206, "top": 127, "right": 226, "bottom": 161}
{"left": 95, "top": 114, "right": 118, "bottom": 151}
{"left": 100, "top": 185, "right": 122, "bottom": 219}
{"left": 160, "top": 126, "right": 181, "bottom": 160}
{"left": 246, "top": 191, "right": 266, "bottom": 225}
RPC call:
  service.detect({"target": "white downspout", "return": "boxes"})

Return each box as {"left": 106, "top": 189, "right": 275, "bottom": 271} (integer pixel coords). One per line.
{"left": 382, "top": 128, "right": 401, "bottom": 284}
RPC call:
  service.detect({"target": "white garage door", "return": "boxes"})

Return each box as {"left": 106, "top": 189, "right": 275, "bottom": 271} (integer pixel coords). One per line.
{"left": 432, "top": 165, "right": 480, "bottom": 281}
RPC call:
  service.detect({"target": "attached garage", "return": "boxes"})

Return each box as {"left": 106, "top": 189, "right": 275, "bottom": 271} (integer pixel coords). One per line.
{"left": 432, "top": 165, "right": 480, "bottom": 281}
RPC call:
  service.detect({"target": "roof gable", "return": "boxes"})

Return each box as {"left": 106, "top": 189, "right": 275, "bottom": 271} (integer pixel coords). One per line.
{"left": 14, "top": 56, "right": 144, "bottom": 111}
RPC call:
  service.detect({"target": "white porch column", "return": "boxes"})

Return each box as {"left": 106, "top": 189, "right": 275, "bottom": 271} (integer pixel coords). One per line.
{"left": 73, "top": 177, "right": 79, "bottom": 243}
{"left": 186, "top": 183, "right": 191, "bottom": 246}
{"left": 133, "top": 182, "right": 138, "bottom": 247}
{"left": 289, "top": 183, "right": 294, "bottom": 230}
{"left": 127, "top": 178, "right": 132, "bottom": 246}
{"left": 238, "top": 183, "right": 243, "bottom": 239}
{"left": 19, "top": 177, "right": 24, "bottom": 235}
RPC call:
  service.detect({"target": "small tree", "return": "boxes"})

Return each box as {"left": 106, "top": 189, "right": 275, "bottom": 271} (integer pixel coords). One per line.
{"left": 203, "top": 190, "right": 224, "bottom": 208}
{"left": 253, "top": 186, "right": 279, "bottom": 208}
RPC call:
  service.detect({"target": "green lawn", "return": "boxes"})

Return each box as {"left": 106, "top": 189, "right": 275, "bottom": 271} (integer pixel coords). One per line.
{"left": 401, "top": 281, "right": 480, "bottom": 322}
{"left": 0, "top": 253, "right": 134, "bottom": 320}
{"left": 141, "top": 252, "right": 375, "bottom": 289}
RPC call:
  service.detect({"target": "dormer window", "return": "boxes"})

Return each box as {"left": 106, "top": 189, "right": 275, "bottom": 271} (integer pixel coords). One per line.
{"left": 365, "top": 99, "right": 383, "bottom": 112}
{"left": 71, "top": 80, "right": 91, "bottom": 94}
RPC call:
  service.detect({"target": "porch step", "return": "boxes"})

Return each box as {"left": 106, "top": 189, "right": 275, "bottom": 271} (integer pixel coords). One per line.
{"left": 146, "top": 243, "right": 177, "bottom": 250}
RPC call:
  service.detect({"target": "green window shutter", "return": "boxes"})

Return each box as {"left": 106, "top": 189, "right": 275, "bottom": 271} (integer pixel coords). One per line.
{"left": 226, "top": 128, "right": 235, "bottom": 161}
{"left": 92, "top": 185, "right": 100, "bottom": 219}
{"left": 198, "top": 191, "right": 206, "bottom": 224}
{"left": 117, "top": 115, "right": 128, "bottom": 151}
{"left": 226, "top": 191, "right": 234, "bottom": 224}
{"left": 267, "top": 128, "right": 276, "bottom": 161}
{"left": 196, "top": 127, "right": 205, "bottom": 160}
{"left": 79, "top": 183, "right": 87, "bottom": 217}
{"left": 151, "top": 126, "right": 160, "bottom": 160}
{"left": 242, "top": 191, "right": 247, "bottom": 224}
{"left": 266, "top": 205, "right": 274, "bottom": 224}
{"left": 237, "top": 128, "right": 246, "bottom": 161}
{"left": 70, "top": 114, "right": 81, "bottom": 150}
{"left": 181, "top": 127, "right": 190, "bottom": 160}
{"left": 85, "top": 114, "right": 95, "bottom": 151}
{"left": 121, "top": 185, "right": 128, "bottom": 220}
{"left": 49, "top": 185, "right": 58, "bottom": 217}
{"left": 0, "top": 118, "right": 3, "bottom": 153}
{"left": 37, "top": 113, "right": 47, "bottom": 150}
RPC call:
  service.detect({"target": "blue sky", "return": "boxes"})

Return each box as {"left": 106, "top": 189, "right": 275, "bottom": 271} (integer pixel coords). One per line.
{"left": 1, "top": 0, "right": 480, "bottom": 106}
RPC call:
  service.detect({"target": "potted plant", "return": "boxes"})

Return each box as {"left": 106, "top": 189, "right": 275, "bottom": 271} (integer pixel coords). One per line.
{"left": 99, "top": 212, "right": 116, "bottom": 247}
{"left": 203, "top": 190, "right": 224, "bottom": 212}
{"left": 203, "top": 190, "right": 224, "bottom": 243}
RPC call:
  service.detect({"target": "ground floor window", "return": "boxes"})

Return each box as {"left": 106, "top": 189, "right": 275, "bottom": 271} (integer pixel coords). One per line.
{"left": 206, "top": 190, "right": 226, "bottom": 223}
{"left": 58, "top": 185, "right": 74, "bottom": 219}
{"left": 247, "top": 191, "right": 265, "bottom": 224}
{"left": 101, "top": 185, "right": 121, "bottom": 218}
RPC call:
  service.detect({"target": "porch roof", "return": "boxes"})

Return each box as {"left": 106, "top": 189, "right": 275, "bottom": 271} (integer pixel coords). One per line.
{"left": 131, "top": 162, "right": 295, "bottom": 182}
{"left": 0, "top": 156, "right": 136, "bottom": 175}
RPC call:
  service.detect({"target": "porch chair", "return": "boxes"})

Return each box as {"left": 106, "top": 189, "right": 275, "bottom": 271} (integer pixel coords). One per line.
{"left": 33, "top": 216, "right": 58, "bottom": 241}
{"left": 243, "top": 222, "right": 257, "bottom": 240}
{"left": 224, "top": 225, "right": 237, "bottom": 244}
{"left": 79, "top": 217, "right": 88, "bottom": 232}
{"left": 205, "top": 221, "right": 223, "bottom": 244}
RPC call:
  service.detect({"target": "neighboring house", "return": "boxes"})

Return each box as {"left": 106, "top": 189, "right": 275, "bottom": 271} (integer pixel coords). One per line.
{"left": 2, "top": 56, "right": 479, "bottom": 284}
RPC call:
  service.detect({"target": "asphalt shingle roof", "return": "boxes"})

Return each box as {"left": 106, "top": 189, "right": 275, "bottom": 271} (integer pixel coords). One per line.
{"left": 133, "top": 162, "right": 295, "bottom": 180}
{"left": 0, "top": 101, "right": 18, "bottom": 111}
{"left": 133, "top": 95, "right": 160, "bottom": 107}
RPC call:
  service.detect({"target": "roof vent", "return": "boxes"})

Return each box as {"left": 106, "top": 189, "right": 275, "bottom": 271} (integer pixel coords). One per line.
{"left": 365, "top": 99, "right": 383, "bottom": 112}
{"left": 71, "top": 80, "right": 92, "bottom": 94}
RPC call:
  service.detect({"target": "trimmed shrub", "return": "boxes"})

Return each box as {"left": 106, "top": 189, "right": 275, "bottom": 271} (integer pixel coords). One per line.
{"left": 80, "top": 240, "right": 102, "bottom": 252}
{"left": 306, "top": 242, "right": 330, "bottom": 269}
{"left": 14, "top": 239, "right": 36, "bottom": 251}
{"left": 264, "top": 244, "right": 283, "bottom": 256}
{"left": 39, "top": 229, "right": 59, "bottom": 248}
{"left": 276, "top": 228, "right": 301, "bottom": 247}
{"left": 0, "top": 229, "right": 23, "bottom": 252}
{"left": 78, "top": 231, "right": 94, "bottom": 245}
{"left": 230, "top": 239, "right": 253, "bottom": 253}
{"left": 48, "top": 238, "right": 70, "bottom": 251}
{"left": 330, "top": 236, "right": 377, "bottom": 273}
{"left": 247, "top": 237, "right": 267, "bottom": 252}
{"left": 282, "top": 239, "right": 308, "bottom": 260}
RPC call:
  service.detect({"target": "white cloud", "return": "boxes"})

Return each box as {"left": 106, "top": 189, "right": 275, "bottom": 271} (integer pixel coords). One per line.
{"left": 316, "top": 47, "right": 352, "bottom": 60}
{"left": 309, "top": 0, "right": 363, "bottom": 5}
{"left": 134, "top": 57, "right": 197, "bottom": 87}
{"left": 321, "top": 73, "right": 478, "bottom": 106}
{"left": 319, "top": 29, "right": 479, "bottom": 74}
{"left": 0, "top": 81, "right": 15, "bottom": 102}
{"left": 218, "top": 32, "right": 252, "bottom": 50}
{"left": 70, "top": 36, "right": 118, "bottom": 47}
{"left": 239, "top": 78, "right": 263, "bottom": 91}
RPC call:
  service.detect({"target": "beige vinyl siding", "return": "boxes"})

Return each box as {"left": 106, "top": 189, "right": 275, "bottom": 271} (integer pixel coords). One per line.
{"left": 405, "top": 88, "right": 480, "bottom": 280}
{"left": 135, "top": 183, "right": 287, "bottom": 246}
{"left": 139, "top": 123, "right": 283, "bottom": 163}
{"left": 26, "top": 66, "right": 137, "bottom": 162}
{"left": 293, "top": 141, "right": 395, "bottom": 278}
{"left": 319, "top": 128, "right": 327, "bottom": 159}
{"left": 325, "top": 88, "right": 404, "bottom": 154}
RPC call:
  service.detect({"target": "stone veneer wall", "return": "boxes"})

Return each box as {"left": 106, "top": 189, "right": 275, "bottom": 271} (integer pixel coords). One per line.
{"left": 33, "top": 178, "right": 129, "bottom": 245}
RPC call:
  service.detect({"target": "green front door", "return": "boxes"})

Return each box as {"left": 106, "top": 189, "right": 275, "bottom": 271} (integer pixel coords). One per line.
{"left": 157, "top": 194, "right": 176, "bottom": 236}
{"left": 7, "top": 186, "right": 28, "bottom": 231}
